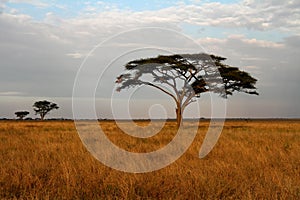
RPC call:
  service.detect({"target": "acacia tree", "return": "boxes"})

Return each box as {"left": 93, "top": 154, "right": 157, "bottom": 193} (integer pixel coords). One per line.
{"left": 33, "top": 100, "right": 59, "bottom": 120}
{"left": 14, "top": 111, "right": 30, "bottom": 120}
{"left": 116, "top": 53, "right": 258, "bottom": 127}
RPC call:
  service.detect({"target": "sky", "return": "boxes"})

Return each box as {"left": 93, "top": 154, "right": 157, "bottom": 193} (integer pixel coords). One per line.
{"left": 0, "top": 0, "right": 299, "bottom": 119}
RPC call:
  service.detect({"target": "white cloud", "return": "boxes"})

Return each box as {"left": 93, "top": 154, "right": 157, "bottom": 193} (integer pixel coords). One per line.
{"left": 3, "top": 0, "right": 298, "bottom": 39}
{"left": 66, "top": 52, "right": 85, "bottom": 59}
{"left": 0, "top": 91, "right": 25, "bottom": 96}
{"left": 0, "top": 12, "right": 32, "bottom": 22}
{"left": 1, "top": 0, "right": 299, "bottom": 35}
{"left": 0, "top": 0, "right": 6, "bottom": 13}
{"left": 244, "top": 65, "right": 259, "bottom": 69}
{"left": 227, "top": 34, "right": 284, "bottom": 48}
{"left": 8, "top": 0, "right": 48, "bottom": 8}
{"left": 240, "top": 57, "right": 268, "bottom": 61}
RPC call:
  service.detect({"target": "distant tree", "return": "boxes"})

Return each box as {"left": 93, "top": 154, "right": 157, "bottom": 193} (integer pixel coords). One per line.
{"left": 14, "top": 111, "right": 30, "bottom": 120}
{"left": 116, "top": 53, "right": 258, "bottom": 127}
{"left": 33, "top": 100, "right": 59, "bottom": 120}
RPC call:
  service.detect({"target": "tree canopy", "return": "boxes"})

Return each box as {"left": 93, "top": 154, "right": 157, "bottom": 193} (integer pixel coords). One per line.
{"left": 14, "top": 111, "right": 30, "bottom": 120}
{"left": 116, "top": 53, "right": 258, "bottom": 126}
{"left": 33, "top": 100, "right": 59, "bottom": 120}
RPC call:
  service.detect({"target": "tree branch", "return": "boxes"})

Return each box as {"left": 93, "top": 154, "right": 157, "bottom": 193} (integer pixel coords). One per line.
{"left": 182, "top": 92, "right": 196, "bottom": 111}
{"left": 142, "top": 81, "right": 178, "bottom": 103}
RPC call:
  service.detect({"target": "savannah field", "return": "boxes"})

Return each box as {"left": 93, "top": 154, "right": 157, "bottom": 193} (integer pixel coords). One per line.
{"left": 0, "top": 119, "right": 299, "bottom": 199}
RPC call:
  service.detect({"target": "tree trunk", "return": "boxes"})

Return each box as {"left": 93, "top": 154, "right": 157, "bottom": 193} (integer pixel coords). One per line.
{"left": 176, "top": 105, "right": 182, "bottom": 128}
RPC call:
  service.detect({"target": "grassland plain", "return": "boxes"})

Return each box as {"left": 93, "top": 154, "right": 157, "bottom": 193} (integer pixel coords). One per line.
{"left": 0, "top": 120, "right": 299, "bottom": 199}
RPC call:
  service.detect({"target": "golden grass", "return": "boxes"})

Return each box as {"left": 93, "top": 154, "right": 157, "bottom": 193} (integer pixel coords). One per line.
{"left": 0, "top": 120, "right": 299, "bottom": 199}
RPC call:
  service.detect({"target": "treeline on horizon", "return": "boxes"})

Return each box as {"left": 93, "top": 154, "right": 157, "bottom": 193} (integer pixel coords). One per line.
{"left": 0, "top": 117, "right": 299, "bottom": 121}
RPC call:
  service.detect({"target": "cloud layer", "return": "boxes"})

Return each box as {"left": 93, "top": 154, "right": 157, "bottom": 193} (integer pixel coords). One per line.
{"left": 0, "top": 0, "right": 299, "bottom": 118}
